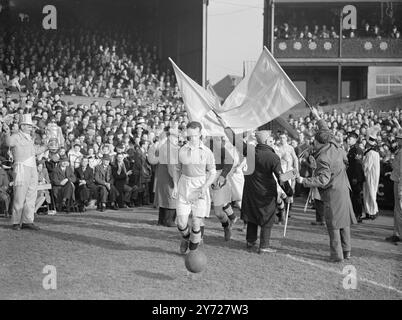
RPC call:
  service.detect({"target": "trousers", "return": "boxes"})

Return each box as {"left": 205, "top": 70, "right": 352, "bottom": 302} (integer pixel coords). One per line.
{"left": 12, "top": 165, "right": 38, "bottom": 225}
{"left": 246, "top": 221, "right": 272, "bottom": 249}
{"left": 315, "top": 199, "right": 324, "bottom": 223}
{"left": 327, "top": 227, "right": 351, "bottom": 260}
{"left": 393, "top": 183, "right": 402, "bottom": 237}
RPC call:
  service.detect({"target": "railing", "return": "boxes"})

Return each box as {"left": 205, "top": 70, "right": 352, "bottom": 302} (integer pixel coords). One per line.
{"left": 273, "top": 38, "right": 402, "bottom": 59}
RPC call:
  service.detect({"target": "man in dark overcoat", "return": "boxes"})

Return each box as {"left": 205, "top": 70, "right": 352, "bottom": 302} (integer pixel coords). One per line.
{"left": 297, "top": 107, "right": 357, "bottom": 262}
{"left": 94, "top": 154, "right": 119, "bottom": 211}
{"left": 50, "top": 155, "right": 77, "bottom": 213}
{"left": 0, "top": 157, "right": 11, "bottom": 217}
{"left": 112, "top": 152, "right": 134, "bottom": 208}
{"left": 346, "top": 132, "right": 365, "bottom": 223}
{"left": 75, "top": 156, "right": 97, "bottom": 212}
{"left": 240, "top": 130, "right": 293, "bottom": 253}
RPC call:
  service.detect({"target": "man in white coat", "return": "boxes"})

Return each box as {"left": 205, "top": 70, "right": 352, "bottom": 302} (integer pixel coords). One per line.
{"left": 362, "top": 126, "right": 381, "bottom": 220}
{"left": 6, "top": 114, "right": 48, "bottom": 230}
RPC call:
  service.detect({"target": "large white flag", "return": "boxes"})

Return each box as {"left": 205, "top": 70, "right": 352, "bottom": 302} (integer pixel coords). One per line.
{"left": 219, "top": 47, "right": 305, "bottom": 132}
{"left": 169, "top": 58, "right": 212, "bottom": 120}
{"left": 169, "top": 58, "right": 225, "bottom": 136}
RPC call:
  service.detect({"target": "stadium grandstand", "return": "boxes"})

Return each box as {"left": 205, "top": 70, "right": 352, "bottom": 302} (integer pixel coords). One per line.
{"left": 264, "top": 0, "right": 402, "bottom": 112}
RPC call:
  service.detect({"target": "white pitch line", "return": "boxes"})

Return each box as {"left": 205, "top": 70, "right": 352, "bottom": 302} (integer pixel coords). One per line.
{"left": 285, "top": 254, "right": 402, "bottom": 295}
{"left": 52, "top": 214, "right": 402, "bottom": 295}
{"left": 205, "top": 229, "right": 402, "bottom": 296}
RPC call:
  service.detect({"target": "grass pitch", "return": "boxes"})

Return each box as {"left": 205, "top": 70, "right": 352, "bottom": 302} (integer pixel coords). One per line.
{"left": 0, "top": 199, "right": 400, "bottom": 300}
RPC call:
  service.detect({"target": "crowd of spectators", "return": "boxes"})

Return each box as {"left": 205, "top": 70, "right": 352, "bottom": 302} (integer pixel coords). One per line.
{"left": 0, "top": 21, "right": 192, "bottom": 213}
{"left": 0, "top": 19, "right": 400, "bottom": 215}
{"left": 0, "top": 23, "right": 179, "bottom": 100}
{"left": 288, "top": 106, "right": 402, "bottom": 166}
{"left": 274, "top": 22, "right": 400, "bottom": 40}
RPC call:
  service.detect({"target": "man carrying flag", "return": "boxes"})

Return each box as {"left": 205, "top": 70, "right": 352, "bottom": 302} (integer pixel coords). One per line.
{"left": 297, "top": 107, "right": 356, "bottom": 262}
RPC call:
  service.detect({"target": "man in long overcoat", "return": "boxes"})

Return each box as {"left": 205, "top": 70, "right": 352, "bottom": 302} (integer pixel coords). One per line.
{"left": 147, "top": 128, "right": 180, "bottom": 227}
{"left": 51, "top": 155, "right": 77, "bottom": 213}
{"left": 75, "top": 157, "right": 97, "bottom": 212}
{"left": 240, "top": 130, "right": 293, "bottom": 253}
{"left": 112, "top": 153, "right": 134, "bottom": 208}
{"left": 298, "top": 107, "right": 357, "bottom": 262}
{"left": 0, "top": 158, "right": 11, "bottom": 217}
{"left": 346, "top": 132, "right": 365, "bottom": 223}
{"left": 94, "top": 154, "right": 119, "bottom": 211}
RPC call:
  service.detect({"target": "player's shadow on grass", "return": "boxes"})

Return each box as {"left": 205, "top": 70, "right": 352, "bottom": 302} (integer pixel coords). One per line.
{"left": 40, "top": 218, "right": 181, "bottom": 244}
{"left": 133, "top": 270, "right": 175, "bottom": 281}
{"left": 277, "top": 237, "right": 401, "bottom": 262}
{"left": 41, "top": 218, "right": 251, "bottom": 254}
{"left": 288, "top": 223, "right": 393, "bottom": 242}
{"left": 37, "top": 228, "right": 181, "bottom": 257}
{"left": 81, "top": 213, "right": 158, "bottom": 226}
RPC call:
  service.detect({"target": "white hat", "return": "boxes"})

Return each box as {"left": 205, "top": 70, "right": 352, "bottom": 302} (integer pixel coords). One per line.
{"left": 19, "top": 114, "right": 36, "bottom": 127}
{"left": 366, "top": 125, "right": 381, "bottom": 144}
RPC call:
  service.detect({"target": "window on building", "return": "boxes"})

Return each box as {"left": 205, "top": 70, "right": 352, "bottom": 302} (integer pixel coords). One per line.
{"left": 375, "top": 74, "right": 402, "bottom": 96}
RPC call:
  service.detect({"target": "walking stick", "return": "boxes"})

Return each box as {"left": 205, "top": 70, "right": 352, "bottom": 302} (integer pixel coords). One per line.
{"left": 304, "top": 189, "right": 312, "bottom": 213}
{"left": 283, "top": 202, "right": 290, "bottom": 237}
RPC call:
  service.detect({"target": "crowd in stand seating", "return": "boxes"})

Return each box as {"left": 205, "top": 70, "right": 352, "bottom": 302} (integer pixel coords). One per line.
{"left": 0, "top": 22, "right": 191, "bottom": 214}
{"left": 274, "top": 22, "right": 400, "bottom": 40}
{"left": 0, "top": 21, "right": 400, "bottom": 216}
{"left": 0, "top": 24, "right": 179, "bottom": 100}
{"left": 287, "top": 106, "right": 402, "bottom": 168}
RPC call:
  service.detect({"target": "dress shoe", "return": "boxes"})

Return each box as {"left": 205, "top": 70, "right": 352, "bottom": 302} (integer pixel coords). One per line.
{"left": 343, "top": 251, "right": 351, "bottom": 260}
{"left": 246, "top": 241, "right": 258, "bottom": 252}
{"left": 258, "top": 247, "right": 277, "bottom": 254}
{"left": 224, "top": 225, "right": 232, "bottom": 241}
{"left": 12, "top": 224, "right": 21, "bottom": 231}
{"left": 180, "top": 239, "right": 189, "bottom": 254}
{"left": 329, "top": 257, "right": 343, "bottom": 263}
{"left": 385, "top": 235, "right": 401, "bottom": 243}
{"left": 21, "top": 223, "right": 40, "bottom": 231}
{"left": 363, "top": 215, "right": 376, "bottom": 220}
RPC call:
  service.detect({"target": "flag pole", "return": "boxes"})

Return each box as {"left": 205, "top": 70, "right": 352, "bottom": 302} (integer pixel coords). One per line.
{"left": 263, "top": 46, "right": 313, "bottom": 112}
